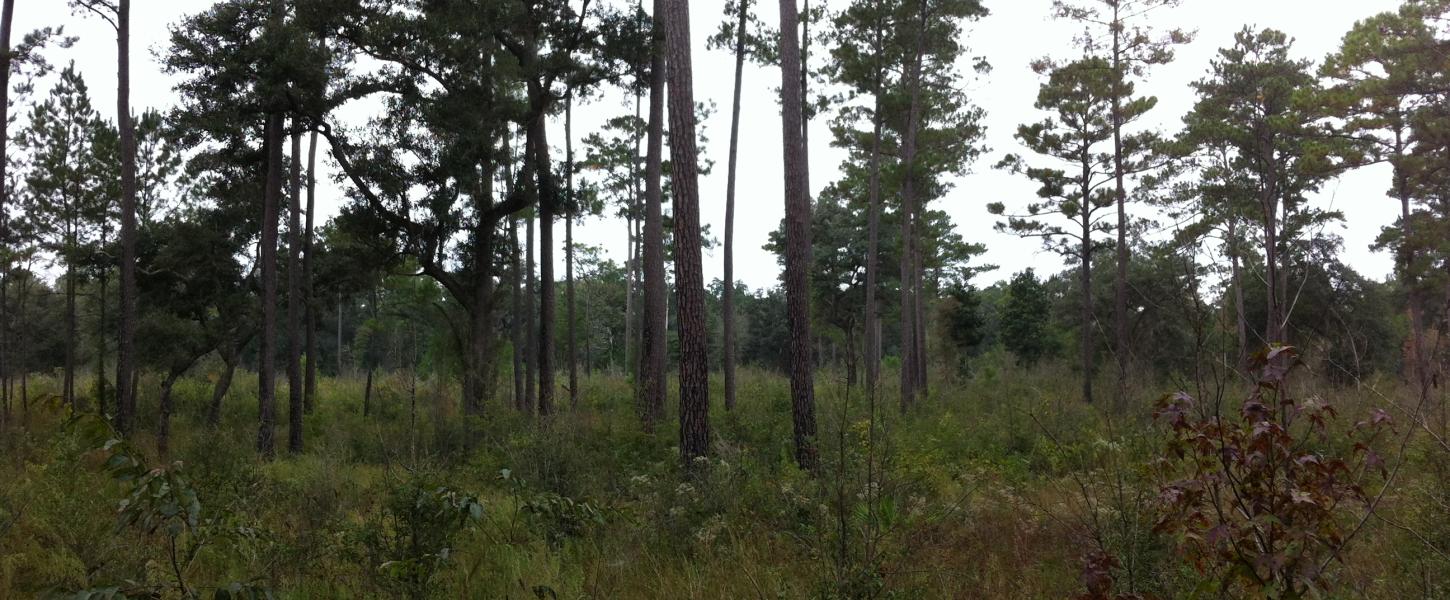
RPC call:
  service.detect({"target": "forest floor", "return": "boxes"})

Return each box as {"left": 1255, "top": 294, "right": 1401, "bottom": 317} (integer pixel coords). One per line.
{"left": 1, "top": 352, "right": 1447, "bottom": 598}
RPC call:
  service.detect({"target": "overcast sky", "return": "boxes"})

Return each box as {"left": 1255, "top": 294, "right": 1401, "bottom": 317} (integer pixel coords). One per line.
{"left": 17, "top": 0, "right": 1404, "bottom": 291}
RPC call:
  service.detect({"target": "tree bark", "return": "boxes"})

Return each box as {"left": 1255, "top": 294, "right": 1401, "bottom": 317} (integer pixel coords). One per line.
{"left": 287, "top": 127, "right": 304, "bottom": 454}
{"left": 536, "top": 193, "right": 555, "bottom": 416}
{"left": 863, "top": 46, "right": 885, "bottom": 397}
{"left": 640, "top": 0, "right": 668, "bottom": 429}
{"left": 511, "top": 213, "right": 525, "bottom": 411}
{"left": 524, "top": 197, "right": 537, "bottom": 415}
{"left": 257, "top": 112, "right": 283, "bottom": 458}
{"left": 1080, "top": 174, "right": 1095, "bottom": 405}
{"left": 157, "top": 371, "right": 179, "bottom": 458}
{"left": 0, "top": 0, "right": 13, "bottom": 429}
{"left": 1393, "top": 127, "right": 1428, "bottom": 390}
{"left": 526, "top": 88, "right": 557, "bottom": 417}
{"left": 1110, "top": 2, "right": 1130, "bottom": 411}
{"left": 662, "top": 0, "right": 711, "bottom": 467}
{"left": 1227, "top": 218, "right": 1249, "bottom": 369}
{"left": 304, "top": 129, "right": 318, "bottom": 413}
{"left": 465, "top": 151, "right": 497, "bottom": 417}
{"left": 206, "top": 345, "right": 238, "bottom": 428}
{"left": 778, "top": 0, "right": 818, "bottom": 471}
{"left": 363, "top": 368, "right": 374, "bottom": 417}
{"left": 722, "top": 0, "right": 748, "bottom": 412}
{"left": 897, "top": 2, "right": 928, "bottom": 411}
{"left": 507, "top": 134, "right": 525, "bottom": 411}
{"left": 115, "top": 0, "right": 138, "bottom": 436}
{"left": 96, "top": 266, "right": 108, "bottom": 417}
{"left": 65, "top": 259, "right": 76, "bottom": 409}
{"left": 565, "top": 93, "right": 579, "bottom": 410}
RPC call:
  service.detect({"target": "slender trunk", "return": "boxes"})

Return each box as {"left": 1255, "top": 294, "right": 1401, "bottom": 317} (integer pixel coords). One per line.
{"left": 624, "top": 213, "right": 635, "bottom": 379}
{"left": 115, "top": 0, "right": 137, "bottom": 436}
{"left": 1263, "top": 198, "right": 1282, "bottom": 345}
{"left": 0, "top": 0, "right": 13, "bottom": 428}
{"left": 640, "top": 0, "right": 668, "bottom": 429}
{"left": 914, "top": 222, "right": 927, "bottom": 395}
{"left": 363, "top": 368, "right": 374, "bottom": 417}
{"left": 257, "top": 111, "right": 283, "bottom": 458}
{"left": 466, "top": 153, "right": 497, "bottom": 417}
{"left": 1080, "top": 180, "right": 1095, "bottom": 404}
{"left": 207, "top": 347, "right": 237, "bottom": 428}
{"left": 722, "top": 0, "right": 748, "bottom": 412}
{"left": 897, "top": 3, "right": 928, "bottom": 411}
{"left": 1228, "top": 218, "right": 1249, "bottom": 369}
{"left": 304, "top": 130, "right": 318, "bottom": 413}
{"left": 800, "top": 0, "right": 811, "bottom": 197}
{"left": 662, "top": 0, "right": 711, "bottom": 466}
{"left": 1109, "top": 4, "right": 1130, "bottom": 412}
{"left": 286, "top": 128, "right": 305, "bottom": 453}
{"left": 336, "top": 293, "right": 343, "bottom": 377}
{"left": 511, "top": 215, "right": 525, "bottom": 410}
{"left": 565, "top": 94, "right": 579, "bottom": 410}
{"left": 506, "top": 134, "right": 524, "bottom": 411}
{"left": 97, "top": 269, "right": 107, "bottom": 416}
{"left": 255, "top": 0, "right": 287, "bottom": 459}
{"left": 529, "top": 97, "right": 557, "bottom": 417}
{"left": 525, "top": 202, "right": 537, "bottom": 415}
{"left": 863, "top": 76, "right": 884, "bottom": 396}
{"left": 157, "top": 371, "right": 181, "bottom": 458}
{"left": 1393, "top": 129, "right": 1428, "bottom": 389}
{"left": 778, "top": 0, "right": 818, "bottom": 471}
{"left": 65, "top": 263, "right": 76, "bottom": 408}
{"left": 626, "top": 91, "right": 641, "bottom": 384}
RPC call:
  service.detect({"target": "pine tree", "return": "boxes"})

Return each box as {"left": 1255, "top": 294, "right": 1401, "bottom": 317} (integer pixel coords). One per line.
{"left": 778, "top": 0, "right": 818, "bottom": 470}
{"left": 662, "top": 0, "right": 711, "bottom": 467}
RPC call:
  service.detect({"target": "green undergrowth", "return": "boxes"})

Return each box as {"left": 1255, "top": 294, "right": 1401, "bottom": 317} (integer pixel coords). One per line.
{"left": 0, "top": 353, "right": 1446, "bottom": 598}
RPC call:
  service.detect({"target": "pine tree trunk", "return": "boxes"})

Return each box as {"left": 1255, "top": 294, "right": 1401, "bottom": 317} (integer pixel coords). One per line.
{"left": 914, "top": 229, "right": 927, "bottom": 395}
{"left": 1110, "top": 15, "right": 1130, "bottom": 410}
{"left": 721, "top": 0, "right": 748, "bottom": 412}
{"left": 115, "top": 0, "right": 138, "bottom": 436}
{"left": 1228, "top": 218, "right": 1249, "bottom": 369}
{"left": 65, "top": 262, "right": 76, "bottom": 409}
{"left": 640, "top": 0, "right": 668, "bottom": 429}
{"left": 465, "top": 153, "right": 497, "bottom": 417}
{"left": 897, "top": 2, "right": 928, "bottom": 411}
{"left": 506, "top": 134, "right": 524, "bottom": 411}
{"left": 257, "top": 111, "right": 283, "bottom": 458}
{"left": 157, "top": 371, "right": 180, "bottom": 458}
{"left": 97, "top": 268, "right": 108, "bottom": 417}
{"left": 533, "top": 114, "right": 556, "bottom": 417}
{"left": 799, "top": 0, "right": 811, "bottom": 197}
{"left": 662, "top": 0, "right": 711, "bottom": 467}
{"left": 363, "top": 368, "right": 374, "bottom": 417}
{"left": 511, "top": 214, "right": 525, "bottom": 411}
{"left": 525, "top": 202, "right": 537, "bottom": 415}
{"left": 207, "top": 346, "right": 237, "bottom": 428}
{"left": 1080, "top": 179, "right": 1095, "bottom": 405}
{"left": 565, "top": 94, "right": 579, "bottom": 410}
{"left": 304, "top": 130, "right": 318, "bottom": 413}
{"left": 0, "top": 0, "right": 13, "bottom": 429}
{"left": 287, "top": 127, "right": 304, "bottom": 454}
{"left": 1393, "top": 130, "right": 1428, "bottom": 390}
{"left": 778, "top": 0, "right": 818, "bottom": 471}
{"left": 863, "top": 81, "right": 884, "bottom": 397}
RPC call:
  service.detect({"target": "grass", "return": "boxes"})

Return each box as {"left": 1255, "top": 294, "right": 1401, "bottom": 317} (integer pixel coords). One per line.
{"left": 0, "top": 350, "right": 1446, "bottom": 598}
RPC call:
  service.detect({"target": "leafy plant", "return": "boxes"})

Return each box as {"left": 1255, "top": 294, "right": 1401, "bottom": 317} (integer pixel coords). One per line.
{"left": 1153, "top": 346, "right": 1391, "bottom": 598}
{"left": 354, "top": 475, "right": 484, "bottom": 600}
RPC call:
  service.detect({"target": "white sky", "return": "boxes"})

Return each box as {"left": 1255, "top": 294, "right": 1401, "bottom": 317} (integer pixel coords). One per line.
{"left": 17, "top": 0, "right": 1403, "bottom": 291}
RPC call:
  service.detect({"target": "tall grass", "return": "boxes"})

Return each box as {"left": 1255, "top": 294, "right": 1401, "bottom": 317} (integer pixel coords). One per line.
{"left": 0, "top": 353, "right": 1444, "bottom": 598}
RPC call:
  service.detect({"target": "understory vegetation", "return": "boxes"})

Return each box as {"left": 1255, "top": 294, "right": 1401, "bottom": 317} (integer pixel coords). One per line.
{"left": 2, "top": 353, "right": 1446, "bottom": 599}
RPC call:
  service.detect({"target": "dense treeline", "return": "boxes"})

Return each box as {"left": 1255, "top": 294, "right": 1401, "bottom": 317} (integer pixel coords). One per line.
{"left": 1, "top": 0, "right": 1449, "bottom": 597}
